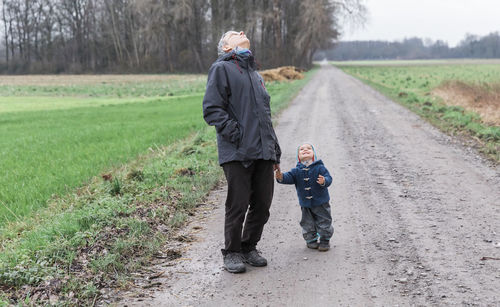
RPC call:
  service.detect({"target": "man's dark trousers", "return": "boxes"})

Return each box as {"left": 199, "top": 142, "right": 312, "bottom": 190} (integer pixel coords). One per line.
{"left": 222, "top": 159, "right": 274, "bottom": 254}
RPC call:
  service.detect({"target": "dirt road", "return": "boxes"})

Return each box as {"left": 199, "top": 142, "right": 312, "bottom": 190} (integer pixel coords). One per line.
{"left": 124, "top": 64, "right": 500, "bottom": 306}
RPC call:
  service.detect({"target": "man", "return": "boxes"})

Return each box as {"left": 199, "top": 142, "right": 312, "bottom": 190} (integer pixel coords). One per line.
{"left": 203, "top": 31, "right": 281, "bottom": 273}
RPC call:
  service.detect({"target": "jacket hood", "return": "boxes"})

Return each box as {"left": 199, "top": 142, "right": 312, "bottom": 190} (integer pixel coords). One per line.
{"left": 296, "top": 143, "right": 318, "bottom": 163}
{"left": 216, "top": 49, "right": 255, "bottom": 69}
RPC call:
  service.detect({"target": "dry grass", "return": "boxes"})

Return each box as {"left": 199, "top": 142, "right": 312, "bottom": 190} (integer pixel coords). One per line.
{"left": 432, "top": 80, "right": 500, "bottom": 126}
{"left": 0, "top": 74, "right": 204, "bottom": 86}
{"left": 260, "top": 66, "right": 304, "bottom": 82}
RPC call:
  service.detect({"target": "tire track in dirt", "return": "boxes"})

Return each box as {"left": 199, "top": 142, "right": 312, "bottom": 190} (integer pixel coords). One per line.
{"left": 122, "top": 64, "right": 499, "bottom": 306}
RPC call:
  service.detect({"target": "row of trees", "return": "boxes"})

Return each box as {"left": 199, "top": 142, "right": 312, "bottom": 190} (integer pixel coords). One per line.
{"left": 0, "top": 0, "right": 366, "bottom": 73}
{"left": 317, "top": 32, "right": 500, "bottom": 61}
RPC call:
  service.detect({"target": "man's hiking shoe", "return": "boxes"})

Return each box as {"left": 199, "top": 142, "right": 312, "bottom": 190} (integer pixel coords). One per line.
{"left": 306, "top": 241, "right": 319, "bottom": 249}
{"left": 318, "top": 241, "right": 330, "bottom": 252}
{"left": 242, "top": 250, "right": 267, "bottom": 267}
{"left": 223, "top": 253, "right": 246, "bottom": 273}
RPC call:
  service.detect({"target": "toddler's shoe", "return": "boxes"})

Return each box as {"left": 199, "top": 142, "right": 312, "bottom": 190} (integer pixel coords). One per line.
{"left": 318, "top": 240, "right": 330, "bottom": 251}
{"left": 306, "top": 240, "right": 319, "bottom": 249}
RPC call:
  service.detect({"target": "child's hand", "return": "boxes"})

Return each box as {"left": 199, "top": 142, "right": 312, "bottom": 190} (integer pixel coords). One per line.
{"left": 317, "top": 174, "right": 325, "bottom": 186}
{"left": 275, "top": 168, "right": 283, "bottom": 181}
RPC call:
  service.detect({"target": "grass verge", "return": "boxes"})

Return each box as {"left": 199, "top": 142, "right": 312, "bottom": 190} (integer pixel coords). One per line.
{"left": 0, "top": 67, "right": 317, "bottom": 306}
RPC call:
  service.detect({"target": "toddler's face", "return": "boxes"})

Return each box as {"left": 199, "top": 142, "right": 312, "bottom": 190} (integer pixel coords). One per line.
{"left": 298, "top": 144, "right": 314, "bottom": 161}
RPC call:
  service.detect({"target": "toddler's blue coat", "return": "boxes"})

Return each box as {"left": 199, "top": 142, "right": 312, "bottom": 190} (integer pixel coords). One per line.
{"left": 278, "top": 160, "right": 332, "bottom": 208}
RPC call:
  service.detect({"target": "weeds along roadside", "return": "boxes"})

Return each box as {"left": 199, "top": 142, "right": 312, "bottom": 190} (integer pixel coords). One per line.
{"left": 336, "top": 63, "right": 500, "bottom": 162}
{"left": 0, "top": 128, "right": 221, "bottom": 306}
{"left": 0, "top": 67, "right": 318, "bottom": 306}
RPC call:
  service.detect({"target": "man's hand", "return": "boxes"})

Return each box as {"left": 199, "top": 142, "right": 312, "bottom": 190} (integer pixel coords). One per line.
{"left": 317, "top": 174, "right": 325, "bottom": 186}
{"left": 273, "top": 164, "right": 280, "bottom": 172}
{"left": 275, "top": 166, "right": 283, "bottom": 181}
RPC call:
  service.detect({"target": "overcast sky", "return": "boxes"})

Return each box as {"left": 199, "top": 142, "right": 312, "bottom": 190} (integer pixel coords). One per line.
{"left": 341, "top": 0, "right": 500, "bottom": 46}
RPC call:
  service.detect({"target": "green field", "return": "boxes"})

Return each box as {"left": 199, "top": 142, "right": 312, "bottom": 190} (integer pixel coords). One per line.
{"left": 0, "top": 73, "right": 309, "bottom": 226}
{"left": 334, "top": 60, "right": 500, "bottom": 90}
{"left": 0, "top": 74, "right": 206, "bottom": 97}
{"left": 0, "top": 76, "right": 206, "bottom": 225}
{"left": 330, "top": 59, "right": 500, "bottom": 67}
{"left": 335, "top": 60, "right": 500, "bottom": 160}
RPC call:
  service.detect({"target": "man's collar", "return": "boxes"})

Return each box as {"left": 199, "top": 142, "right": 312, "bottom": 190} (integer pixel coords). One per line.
{"left": 234, "top": 46, "right": 252, "bottom": 55}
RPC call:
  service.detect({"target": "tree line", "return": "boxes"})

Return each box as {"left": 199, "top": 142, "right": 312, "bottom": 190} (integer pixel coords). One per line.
{"left": 317, "top": 32, "right": 500, "bottom": 61}
{"left": 0, "top": 0, "right": 365, "bottom": 74}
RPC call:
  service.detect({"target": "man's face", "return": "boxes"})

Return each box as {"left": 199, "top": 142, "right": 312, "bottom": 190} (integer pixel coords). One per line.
{"left": 298, "top": 144, "right": 314, "bottom": 162}
{"left": 223, "top": 31, "right": 250, "bottom": 52}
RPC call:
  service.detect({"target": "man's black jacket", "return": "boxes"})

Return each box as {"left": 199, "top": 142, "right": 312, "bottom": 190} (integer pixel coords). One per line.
{"left": 203, "top": 50, "right": 281, "bottom": 165}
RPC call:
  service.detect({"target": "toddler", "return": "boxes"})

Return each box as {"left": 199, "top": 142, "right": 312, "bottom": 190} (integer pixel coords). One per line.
{"left": 275, "top": 143, "right": 334, "bottom": 251}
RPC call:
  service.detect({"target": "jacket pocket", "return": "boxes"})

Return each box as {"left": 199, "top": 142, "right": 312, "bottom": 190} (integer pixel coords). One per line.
{"left": 235, "top": 123, "right": 244, "bottom": 149}
{"left": 219, "top": 119, "right": 240, "bottom": 145}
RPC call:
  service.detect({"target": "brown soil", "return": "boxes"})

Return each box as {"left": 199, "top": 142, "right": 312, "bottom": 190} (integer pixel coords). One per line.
{"left": 0, "top": 74, "right": 204, "bottom": 86}
{"left": 432, "top": 80, "right": 500, "bottom": 126}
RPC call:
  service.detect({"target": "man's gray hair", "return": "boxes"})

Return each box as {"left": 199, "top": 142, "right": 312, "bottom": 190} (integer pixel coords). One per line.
{"left": 217, "top": 30, "right": 238, "bottom": 57}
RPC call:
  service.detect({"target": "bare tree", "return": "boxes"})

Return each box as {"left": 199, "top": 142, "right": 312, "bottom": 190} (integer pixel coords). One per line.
{"left": 1, "top": 0, "right": 9, "bottom": 63}
{"left": 293, "top": 0, "right": 339, "bottom": 67}
{"left": 0, "top": 0, "right": 366, "bottom": 73}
